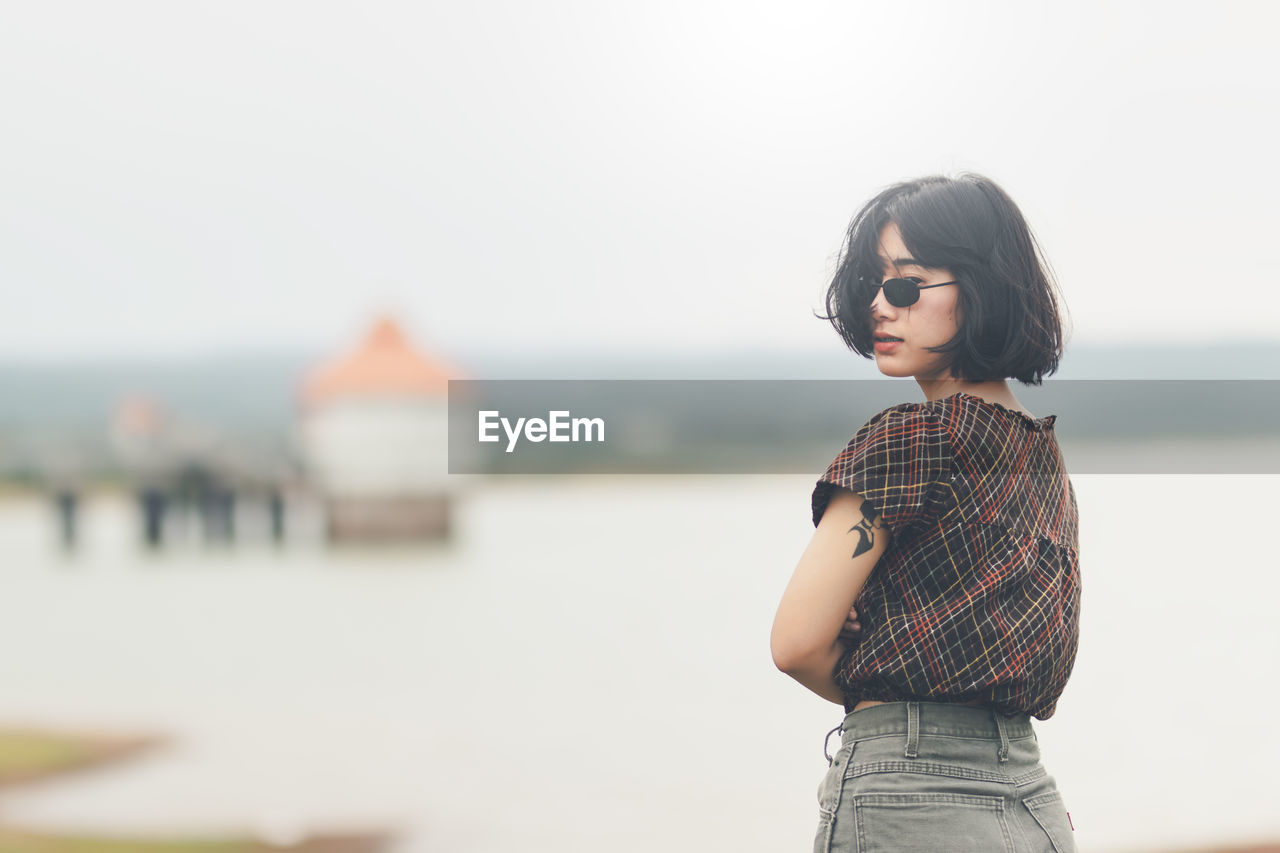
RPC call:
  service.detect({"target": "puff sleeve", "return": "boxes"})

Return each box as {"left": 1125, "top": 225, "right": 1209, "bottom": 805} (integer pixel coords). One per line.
{"left": 811, "top": 403, "right": 952, "bottom": 532}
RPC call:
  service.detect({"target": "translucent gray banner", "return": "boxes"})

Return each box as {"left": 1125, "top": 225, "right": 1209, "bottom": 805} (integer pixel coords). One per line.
{"left": 448, "top": 380, "right": 1280, "bottom": 475}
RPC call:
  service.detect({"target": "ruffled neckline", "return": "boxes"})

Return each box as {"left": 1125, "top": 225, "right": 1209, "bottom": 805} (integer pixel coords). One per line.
{"left": 943, "top": 392, "right": 1057, "bottom": 430}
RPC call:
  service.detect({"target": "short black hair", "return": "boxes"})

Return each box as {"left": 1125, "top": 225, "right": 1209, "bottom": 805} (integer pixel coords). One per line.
{"left": 820, "top": 172, "right": 1068, "bottom": 385}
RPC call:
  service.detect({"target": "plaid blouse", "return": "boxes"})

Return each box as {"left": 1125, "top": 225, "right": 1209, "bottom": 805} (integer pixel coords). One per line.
{"left": 811, "top": 391, "right": 1080, "bottom": 720}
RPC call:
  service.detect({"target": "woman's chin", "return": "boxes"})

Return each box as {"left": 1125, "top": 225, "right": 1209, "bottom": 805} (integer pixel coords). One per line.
{"left": 874, "top": 359, "right": 915, "bottom": 379}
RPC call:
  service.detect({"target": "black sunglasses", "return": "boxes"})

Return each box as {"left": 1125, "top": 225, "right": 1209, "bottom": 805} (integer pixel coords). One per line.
{"left": 865, "top": 276, "right": 959, "bottom": 308}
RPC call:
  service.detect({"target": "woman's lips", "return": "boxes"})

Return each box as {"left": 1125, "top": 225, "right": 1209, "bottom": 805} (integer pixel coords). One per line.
{"left": 874, "top": 339, "right": 903, "bottom": 352}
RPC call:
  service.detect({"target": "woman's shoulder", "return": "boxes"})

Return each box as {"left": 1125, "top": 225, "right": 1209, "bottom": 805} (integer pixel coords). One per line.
{"left": 924, "top": 392, "right": 1058, "bottom": 433}
{"left": 853, "top": 399, "right": 945, "bottom": 441}
{"left": 836, "top": 402, "right": 952, "bottom": 471}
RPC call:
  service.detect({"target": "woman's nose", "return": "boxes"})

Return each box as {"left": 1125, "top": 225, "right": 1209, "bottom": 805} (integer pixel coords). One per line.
{"left": 870, "top": 289, "right": 895, "bottom": 319}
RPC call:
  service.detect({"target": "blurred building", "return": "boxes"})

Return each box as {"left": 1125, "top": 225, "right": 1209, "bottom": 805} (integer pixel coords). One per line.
{"left": 299, "top": 316, "right": 458, "bottom": 542}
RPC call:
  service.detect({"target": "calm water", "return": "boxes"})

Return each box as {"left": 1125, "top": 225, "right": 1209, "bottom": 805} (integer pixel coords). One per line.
{"left": 0, "top": 472, "right": 1277, "bottom": 852}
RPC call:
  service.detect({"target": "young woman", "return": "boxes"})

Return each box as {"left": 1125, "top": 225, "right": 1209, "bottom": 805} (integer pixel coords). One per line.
{"left": 771, "top": 173, "right": 1080, "bottom": 852}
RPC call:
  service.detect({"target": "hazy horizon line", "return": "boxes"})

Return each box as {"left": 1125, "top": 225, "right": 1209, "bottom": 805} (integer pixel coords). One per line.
{"left": 2, "top": 335, "right": 1279, "bottom": 367}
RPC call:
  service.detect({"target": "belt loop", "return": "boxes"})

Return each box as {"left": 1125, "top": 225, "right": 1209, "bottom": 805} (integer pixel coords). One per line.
{"left": 823, "top": 723, "right": 843, "bottom": 766}
{"left": 992, "top": 708, "right": 1010, "bottom": 764}
{"left": 904, "top": 702, "right": 920, "bottom": 759}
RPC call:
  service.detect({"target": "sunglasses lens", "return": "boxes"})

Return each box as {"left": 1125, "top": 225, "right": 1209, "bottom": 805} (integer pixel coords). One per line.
{"left": 882, "top": 278, "right": 919, "bottom": 307}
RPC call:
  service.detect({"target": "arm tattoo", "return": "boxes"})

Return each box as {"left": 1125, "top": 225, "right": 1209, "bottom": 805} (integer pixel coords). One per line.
{"left": 847, "top": 501, "right": 887, "bottom": 558}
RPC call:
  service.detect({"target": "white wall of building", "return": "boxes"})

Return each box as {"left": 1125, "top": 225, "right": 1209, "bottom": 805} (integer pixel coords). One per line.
{"left": 299, "top": 396, "right": 449, "bottom": 496}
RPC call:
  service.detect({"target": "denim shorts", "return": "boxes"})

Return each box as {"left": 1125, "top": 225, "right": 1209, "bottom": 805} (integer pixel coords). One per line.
{"left": 813, "top": 701, "right": 1077, "bottom": 853}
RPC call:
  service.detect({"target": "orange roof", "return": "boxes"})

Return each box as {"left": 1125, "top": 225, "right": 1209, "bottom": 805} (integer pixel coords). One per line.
{"left": 112, "top": 394, "right": 166, "bottom": 437}
{"left": 302, "top": 316, "right": 460, "bottom": 406}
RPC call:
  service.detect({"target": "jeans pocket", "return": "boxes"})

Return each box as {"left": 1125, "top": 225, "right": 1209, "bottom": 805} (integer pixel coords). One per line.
{"left": 851, "top": 793, "right": 1014, "bottom": 853}
{"left": 1023, "top": 791, "right": 1077, "bottom": 853}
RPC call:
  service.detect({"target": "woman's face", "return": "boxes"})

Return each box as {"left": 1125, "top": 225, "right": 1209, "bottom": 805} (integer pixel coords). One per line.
{"left": 869, "top": 221, "right": 962, "bottom": 381}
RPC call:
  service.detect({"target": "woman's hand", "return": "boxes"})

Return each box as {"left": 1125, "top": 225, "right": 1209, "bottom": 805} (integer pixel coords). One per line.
{"left": 837, "top": 605, "right": 863, "bottom": 642}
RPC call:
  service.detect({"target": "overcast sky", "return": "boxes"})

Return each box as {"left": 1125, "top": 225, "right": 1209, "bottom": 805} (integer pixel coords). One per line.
{"left": 2, "top": 1, "right": 1278, "bottom": 361}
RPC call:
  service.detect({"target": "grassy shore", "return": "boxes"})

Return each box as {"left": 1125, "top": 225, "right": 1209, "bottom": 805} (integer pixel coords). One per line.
{"left": 0, "top": 727, "right": 164, "bottom": 789}
{"left": 0, "top": 727, "right": 393, "bottom": 852}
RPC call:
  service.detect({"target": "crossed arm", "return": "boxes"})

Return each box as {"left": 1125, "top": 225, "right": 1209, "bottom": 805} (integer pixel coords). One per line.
{"left": 770, "top": 488, "right": 890, "bottom": 704}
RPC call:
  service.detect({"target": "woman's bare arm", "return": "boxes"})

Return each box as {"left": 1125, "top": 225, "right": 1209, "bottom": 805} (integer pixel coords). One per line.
{"left": 770, "top": 487, "right": 889, "bottom": 703}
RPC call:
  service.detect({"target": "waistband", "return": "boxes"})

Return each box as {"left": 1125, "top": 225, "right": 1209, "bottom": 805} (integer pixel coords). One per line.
{"left": 837, "top": 701, "right": 1034, "bottom": 747}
